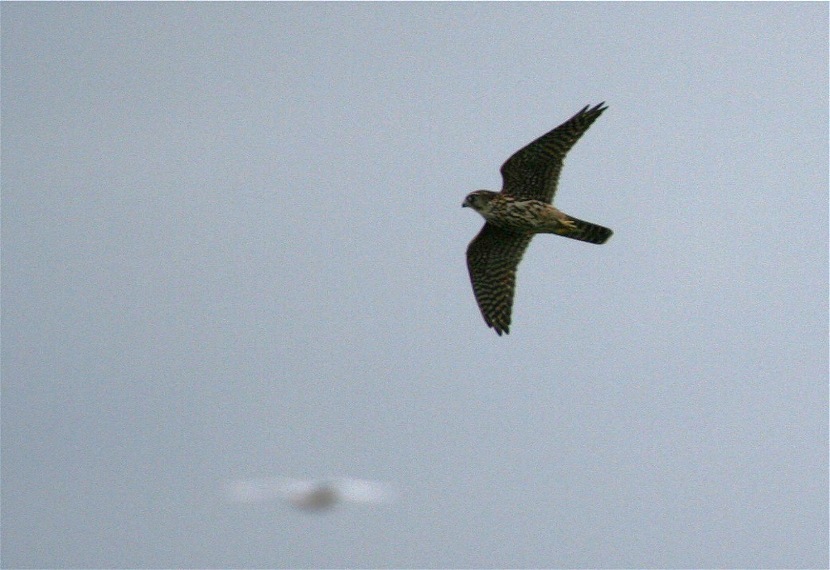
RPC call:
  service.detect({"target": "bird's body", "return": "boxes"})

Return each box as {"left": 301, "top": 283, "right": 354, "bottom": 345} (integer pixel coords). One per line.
{"left": 464, "top": 191, "right": 612, "bottom": 242}
{"left": 463, "top": 103, "right": 613, "bottom": 335}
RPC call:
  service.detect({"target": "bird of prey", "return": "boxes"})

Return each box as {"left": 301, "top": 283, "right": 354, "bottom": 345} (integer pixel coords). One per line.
{"left": 463, "top": 103, "right": 613, "bottom": 335}
{"left": 226, "top": 477, "right": 392, "bottom": 512}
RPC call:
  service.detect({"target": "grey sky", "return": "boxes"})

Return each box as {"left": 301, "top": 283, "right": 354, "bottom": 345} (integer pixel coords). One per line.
{"left": 2, "top": 2, "right": 827, "bottom": 568}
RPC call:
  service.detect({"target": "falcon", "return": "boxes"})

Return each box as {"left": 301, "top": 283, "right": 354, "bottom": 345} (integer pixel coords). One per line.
{"left": 463, "top": 103, "right": 613, "bottom": 335}
{"left": 226, "top": 477, "right": 392, "bottom": 512}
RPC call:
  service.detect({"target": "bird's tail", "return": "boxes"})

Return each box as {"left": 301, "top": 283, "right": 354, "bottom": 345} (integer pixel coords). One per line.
{"left": 557, "top": 215, "right": 613, "bottom": 244}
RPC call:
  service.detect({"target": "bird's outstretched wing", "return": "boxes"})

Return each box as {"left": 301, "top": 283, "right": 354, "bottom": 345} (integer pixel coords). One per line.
{"left": 500, "top": 103, "right": 607, "bottom": 203}
{"left": 466, "top": 223, "right": 534, "bottom": 335}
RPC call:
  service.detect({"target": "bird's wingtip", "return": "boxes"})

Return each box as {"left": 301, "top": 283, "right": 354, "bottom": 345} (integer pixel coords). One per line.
{"left": 490, "top": 324, "right": 509, "bottom": 336}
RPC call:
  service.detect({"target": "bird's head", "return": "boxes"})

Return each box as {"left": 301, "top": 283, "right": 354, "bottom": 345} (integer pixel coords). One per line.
{"left": 462, "top": 190, "right": 498, "bottom": 212}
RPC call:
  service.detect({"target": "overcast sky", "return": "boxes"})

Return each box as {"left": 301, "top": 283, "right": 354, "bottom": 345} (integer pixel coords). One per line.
{"left": 2, "top": 3, "right": 827, "bottom": 569}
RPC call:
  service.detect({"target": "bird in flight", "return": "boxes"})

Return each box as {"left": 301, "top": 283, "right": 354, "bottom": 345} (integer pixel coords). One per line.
{"left": 226, "top": 477, "right": 392, "bottom": 512}
{"left": 463, "top": 103, "right": 613, "bottom": 335}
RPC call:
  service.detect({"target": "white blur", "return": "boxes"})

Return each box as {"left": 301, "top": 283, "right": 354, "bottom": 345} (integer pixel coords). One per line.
{"left": 226, "top": 477, "right": 394, "bottom": 511}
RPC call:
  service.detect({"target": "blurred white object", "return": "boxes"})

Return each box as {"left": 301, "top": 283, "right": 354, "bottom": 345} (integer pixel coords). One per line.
{"left": 227, "top": 477, "right": 392, "bottom": 511}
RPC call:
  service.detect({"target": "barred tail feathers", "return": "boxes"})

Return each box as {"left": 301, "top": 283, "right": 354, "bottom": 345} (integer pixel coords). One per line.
{"left": 559, "top": 215, "right": 613, "bottom": 244}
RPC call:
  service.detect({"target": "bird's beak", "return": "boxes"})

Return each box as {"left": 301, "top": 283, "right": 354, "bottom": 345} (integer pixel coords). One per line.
{"left": 461, "top": 202, "right": 467, "bottom": 208}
